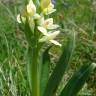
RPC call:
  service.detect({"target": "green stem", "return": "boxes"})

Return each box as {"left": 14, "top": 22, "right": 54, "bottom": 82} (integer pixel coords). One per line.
{"left": 32, "top": 48, "right": 40, "bottom": 96}
{"left": 28, "top": 46, "right": 40, "bottom": 96}
{"left": 25, "top": 19, "right": 41, "bottom": 96}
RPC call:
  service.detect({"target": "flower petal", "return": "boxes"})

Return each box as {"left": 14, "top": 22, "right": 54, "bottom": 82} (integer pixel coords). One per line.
{"left": 41, "top": 0, "right": 51, "bottom": 9}
{"left": 47, "top": 24, "right": 59, "bottom": 29}
{"left": 43, "top": 3, "right": 56, "bottom": 15}
{"left": 39, "top": 36, "right": 49, "bottom": 42}
{"left": 39, "top": 30, "right": 60, "bottom": 43}
{"left": 50, "top": 40, "right": 62, "bottom": 46}
{"left": 17, "top": 14, "right": 21, "bottom": 23}
{"left": 37, "top": 16, "right": 44, "bottom": 26}
{"left": 44, "top": 9, "right": 56, "bottom": 15}
{"left": 38, "top": 26, "right": 48, "bottom": 35}
{"left": 33, "top": 13, "right": 41, "bottom": 19}
{"left": 48, "top": 31, "right": 60, "bottom": 40}
{"left": 44, "top": 18, "right": 53, "bottom": 25}
{"left": 43, "top": 18, "right": 53, "bottom": 28}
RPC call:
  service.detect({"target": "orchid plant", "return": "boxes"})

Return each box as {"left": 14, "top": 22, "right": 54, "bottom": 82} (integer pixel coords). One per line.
{"left": 17, "top": 0, "right": 96, "bottom": 96}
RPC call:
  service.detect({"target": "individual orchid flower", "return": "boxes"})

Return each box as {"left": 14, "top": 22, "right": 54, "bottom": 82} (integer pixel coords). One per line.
{"left": 17, "top": 0, "right": 40, "bottom": 24}
{"left": 38, "top": 26, "right": 61, "bottom": 46}
{"left": 38, "top": 17, "right": 59, "bottom": 30}
{"left": 43, "top": 18, "right": 59, "bottom": 29}
{"left": 43, "top": 2, "right": 56, "bottom": 15}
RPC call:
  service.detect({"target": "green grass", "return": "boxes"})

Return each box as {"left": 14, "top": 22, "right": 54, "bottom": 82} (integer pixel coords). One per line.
{"left": 0, "top": 2, "right": 30, "bottom": 96}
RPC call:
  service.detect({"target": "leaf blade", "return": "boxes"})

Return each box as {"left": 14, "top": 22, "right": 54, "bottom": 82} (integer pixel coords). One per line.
{"left": 60, "top": 63, "right": 96, "bottom": 96}
{"left": 40, "top": 46, "right": 51, "bottom": 96}
{"left": 44, "top": 32, "right": 76, "bottom": 96}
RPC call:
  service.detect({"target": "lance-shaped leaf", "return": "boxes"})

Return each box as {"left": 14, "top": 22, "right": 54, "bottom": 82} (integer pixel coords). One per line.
{"left": 40, "top": 46, "right": 51, "bottom": 96}
{"left": 60, "top": 63, "right": 96, "bottom": 96}
{"left": 44, "top": 32, "right": 76, "bottom": 96}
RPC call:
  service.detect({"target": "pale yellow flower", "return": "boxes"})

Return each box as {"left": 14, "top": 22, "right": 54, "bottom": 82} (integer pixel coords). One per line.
{"left": 26, "top": 0, "right": 41, "bottom": 19}
{"left": 38, "top": 26, "right": 61, "bottom": 46}
{"left": 27, "top": 0, "right": 36, "bottom": 16}
{"left": 17, "top": 0, "right": 41, "bottom": 24}
{"left": 43, "top": 2, "right": 56, "bottom": 15}
{"left": 43, "top": 18, "right": 59, "bottom": 29}
{"left": 38, "top": 17, "right": 59, "bottom": 29}
{"left": 40, "top": 0, "right": 51, "bottom": 9}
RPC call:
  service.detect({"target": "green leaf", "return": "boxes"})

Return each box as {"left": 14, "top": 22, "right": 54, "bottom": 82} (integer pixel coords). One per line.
{"left": 60, "top": 63, "right": 96, "bottom": 96}
{"left": 44, "top": 32, "right": 76, "bottom": 96}
{"left": 40, "top": 46, "right": 51, "bottom": 96}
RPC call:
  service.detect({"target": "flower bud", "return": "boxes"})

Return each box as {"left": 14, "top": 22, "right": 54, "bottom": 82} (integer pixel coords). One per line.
{"left": 27, "top": 0, "right": 36, "bottom": 16}
{"left": 43, "top": 2, "right": 56, "bottom": 15}
{"left": 40, "top": 0, "right": 51, "bottom": 9}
